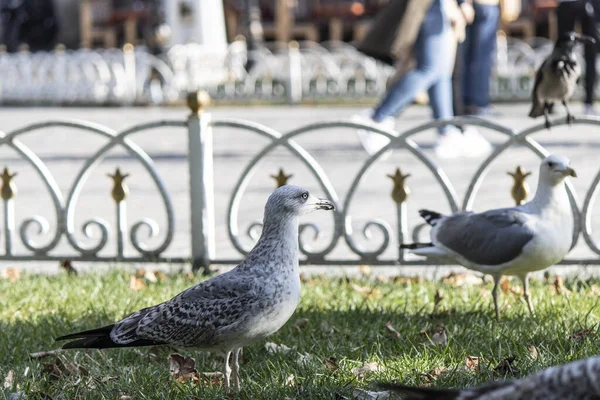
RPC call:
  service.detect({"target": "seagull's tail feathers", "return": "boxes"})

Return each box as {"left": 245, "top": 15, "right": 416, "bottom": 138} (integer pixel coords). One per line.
{"left": 529, "top": 99, "right": 545, "bottom": 118}
{"left": 400, "top": 242, "right": 434, "bottom": 249}
{"left": 418, "top": 209, "right": 444, "bottom": 226}
{"left": 376, "top": 383, "right": 460, "bottom": 400}
{"left": 410, "top": 246, "right": 450, "bottom": 259}
{"left": 56, "top": 324, "right": 162, "bottom": 349}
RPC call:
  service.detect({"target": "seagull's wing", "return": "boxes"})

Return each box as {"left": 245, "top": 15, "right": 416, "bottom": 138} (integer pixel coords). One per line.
{"left": 112, "top": 271, "right": 258, "bottom": 346}
{"left": 529, "top": 60, "right": 548, "bottom": 117}
{"left": 434, "top": 208, "right": 535, "bottom": 266}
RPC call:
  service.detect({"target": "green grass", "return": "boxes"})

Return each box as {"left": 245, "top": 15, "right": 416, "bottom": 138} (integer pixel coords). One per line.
{"left": 1, "top": 269, "right": 600, "bottom": 399}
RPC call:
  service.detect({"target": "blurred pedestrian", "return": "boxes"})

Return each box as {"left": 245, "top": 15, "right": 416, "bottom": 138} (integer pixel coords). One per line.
{"left": 355, "top": 0, "right": 491, "bottom": 159}
{"left": 462, "top": 0, "right": 501, "bottom": 115}
{"left": 557, "top": 0, "right": 600, "bottom": 114}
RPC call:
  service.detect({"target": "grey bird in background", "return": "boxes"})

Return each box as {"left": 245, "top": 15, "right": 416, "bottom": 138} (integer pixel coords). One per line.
{"left": 377, "top": 355, "right": 600, "bottom": 399}
{"left": 56, "top": 185, "right": 335, "bottom": 393}
{"left": 529, "top": 31, "right": 595, "bottom": 129}
{"left": 402, "top": 155, "right": 576, "bottom": 319}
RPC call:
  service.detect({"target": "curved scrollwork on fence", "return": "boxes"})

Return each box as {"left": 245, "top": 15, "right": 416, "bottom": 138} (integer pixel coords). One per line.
{"left": 0, "top": 119, "right": 184, "bottom": 262}
{"left": 2, "top": 101, "right": 600, "bottom": 267}
{"left": 215, "top": 113, "right": 600, "bottom": 266}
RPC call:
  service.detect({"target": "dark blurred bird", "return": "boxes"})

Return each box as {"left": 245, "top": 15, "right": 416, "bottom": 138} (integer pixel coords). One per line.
{"left": 377, "top": 355, "right": 600, "bottom": 400}
{"left": 529, "top": 31, "right": 595, "bottom": 129}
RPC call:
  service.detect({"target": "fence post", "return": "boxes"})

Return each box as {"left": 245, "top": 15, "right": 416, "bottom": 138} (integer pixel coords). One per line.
{"left": 187, "top": 91, "right": 216, "bottom": 271}
{"left": 287, "top": 41, "right": 302, "bottom": 104}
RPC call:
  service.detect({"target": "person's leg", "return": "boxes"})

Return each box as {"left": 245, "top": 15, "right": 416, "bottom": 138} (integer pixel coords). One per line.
{"left": 470, "top": 3, "right": 500, "bottom": 109}
{"left": 462, "top": 18, "right": 475, "bottom": 107}
{"left": 556, "top": 1, "right": 577, "bottom": 35}
{"left": 372, "top": 1, "right": 446, "bottom": 121}
{"left": 580, "top": 2, "right": 597, "bottom": 108}
{"left": 452, "top": 41, "right": 466, "bottom": 117}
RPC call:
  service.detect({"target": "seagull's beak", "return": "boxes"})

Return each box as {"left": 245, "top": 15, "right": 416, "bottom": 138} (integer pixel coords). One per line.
{"left": 306, "top": 195, "right": 335, "bottom": 211}
{"left": 564, "top": 167, "right": 577, "bottom": 177}
{"left": 577, "top": 35, "right": 596, "bottom": 45}
{"left": 314, "top": 198, "right": 335, "bottom": 211}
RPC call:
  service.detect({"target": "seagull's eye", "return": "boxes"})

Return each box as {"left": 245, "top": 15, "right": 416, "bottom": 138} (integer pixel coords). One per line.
{"left": 301, "top": 192, "right": 308, "bottom": 200}
{"left": 547, "top": 162, "right": 555, "bottom": 168}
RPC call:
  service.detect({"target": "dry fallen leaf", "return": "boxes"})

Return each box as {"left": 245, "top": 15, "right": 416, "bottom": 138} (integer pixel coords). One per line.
{"left": 294, "top": 318, "right": 309, "bottom": 330}
{"left": 351, "top": 283, "right": 381, "bottom": 299}
{"left": 59, "top": 259, "right": 78, "bottom": 276}
{"left": 568, "top": 328, "right": 596, "bottom": 341}
{"left": 3, "top": 370, "right": 14, "bottom": 389}
{"left": 351, "top": 362, "right": 384, "bottom": 378}
{"left": 41, "top": 357, "right": 83, "bottom": 380}
{"left": 168, "top": 353, "right": 199, "bottom": 383}
{"left": 527, "top": 345, "right": 538, "bottom": 360}
{"left": 442, "top": 272, "right": 482, "bottom": 287}
{"left": 1, "top": 268, "right": 21, "bottom": 282}
{"left": 393, "top": 276, "right": 423, "bottom": 285}
{"left": 421, "top": 323, "right": 448, "bottom": 345}
{"left": 494, "top": 356, "right": 518, "bottom": 376}
{"left": 465, "top": 356, "right": 481, "bottom": 371}
{"left": 129, "top": 275, "right": 147, "bottom": 291}
{"left": 500, "top": 277, "right": 511, "bottom": 293}
{"left": 285, "top": 374, "right": 295, "bottom": 387}
{"left": 376, "top": 275, "right": 389, "bottom": 283}
{"left": 422, "top": 365, "right": 448, "bottom": 384}
{"left": 352, "top": 388, "right": 390, "bottom": 400}
{"left": 324, "top": 357, "right": 338, "bottom": 372}
{"left": 385, "top": 321, "right": 401, "bottom": 339}
{"left": 265, "top": 342, "right": 293, "bottom": 354}
{"left": 359, "top": 265, "right": 372, "bottom": 275}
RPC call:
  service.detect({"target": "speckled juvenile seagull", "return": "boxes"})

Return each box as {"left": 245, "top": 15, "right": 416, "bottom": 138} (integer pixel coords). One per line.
{"left": 56, "top": 185, "right": 334, "bottom": 393}
{"left": 377, "top": 355, "right": 600, "bottom": 399}
{"left": 402, "top": 155, "right": 576, "bottom": 319}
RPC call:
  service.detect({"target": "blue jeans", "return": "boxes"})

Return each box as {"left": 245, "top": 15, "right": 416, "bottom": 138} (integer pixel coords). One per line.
{"left": 462, "top": 2, "right": 499, "bottom": 108}
{"left": 372, "top": 0, "right": 455, "bottom": 135}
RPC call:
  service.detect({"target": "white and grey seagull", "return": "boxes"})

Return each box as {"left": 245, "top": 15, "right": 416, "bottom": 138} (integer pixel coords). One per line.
{"left": 402, "top": 155, "right": 576, "bottom": 319}
{"left": 56, "top": 185, "right": 334, "bottom": 393}
{"left": 378, "top": 355, "right": 600, "bottom": 400}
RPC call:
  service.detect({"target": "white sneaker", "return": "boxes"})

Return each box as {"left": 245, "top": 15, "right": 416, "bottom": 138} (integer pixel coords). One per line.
{"left": 435, "top": 129, "right": 464, "bottom": 159}
{"left": 352, "top": 109, "right": 396, "bottom": 158}
{"left": 462, "top": 127, "right": 493, "bottom": 158}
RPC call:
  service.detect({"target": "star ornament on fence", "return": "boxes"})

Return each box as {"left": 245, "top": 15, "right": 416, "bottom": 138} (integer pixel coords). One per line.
{"left": 388, "top": 168, "right": 410, "bottom": 204}
{"left": 108, "top": 168, "right": 130, "bottom": 203}
{"left": 271, "top": 168, "right": 293, "bottom": 188}
{"left": 0, "top": 167, "right": 17, "bottom": 200}
{"left": 508, "top": 166, "right": 531, "bottom": 206}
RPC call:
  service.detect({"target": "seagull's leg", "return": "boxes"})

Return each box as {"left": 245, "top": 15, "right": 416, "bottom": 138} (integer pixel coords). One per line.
{"left": 520, "top": 274, "right": 535, "bottom": 316}
{"left": 544, "top": 104, "right": 552, "bottom": 129}
{"left": 223, "top": 351, "right": 232, "bottom": 392}
{"left": 232, "top": 347, "right": 242, "bottom": 392}
{"left": 492, "top": 275, "right": 501, "bottom": 321}
{"left": 563, "top": 100, "right": 575, "bottom": 124}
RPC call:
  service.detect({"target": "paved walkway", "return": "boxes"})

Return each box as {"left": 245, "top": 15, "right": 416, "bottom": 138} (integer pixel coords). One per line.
{"left": 1, "top": 103, "right": 600, "bottom": 276}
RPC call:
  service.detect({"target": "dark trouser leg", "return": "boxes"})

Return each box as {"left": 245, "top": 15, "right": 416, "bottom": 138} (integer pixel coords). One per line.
{"left": 452, "top": 41, "right": 465, "bottom": 117}
{"left": 581, "top": 4, "right": 598, "bottom": 106}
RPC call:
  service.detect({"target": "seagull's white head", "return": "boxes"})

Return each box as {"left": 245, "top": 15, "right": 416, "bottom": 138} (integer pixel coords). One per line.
{"left": 264, "top": 185, "right": 335, "bottom": 219}
{"left": 539, "top": 154, "right": 577, "bottom": 186}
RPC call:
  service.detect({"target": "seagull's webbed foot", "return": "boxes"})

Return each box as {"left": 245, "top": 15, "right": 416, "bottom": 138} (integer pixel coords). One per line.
{"left": 492, "top": 275, "right": 501, "bottom": 321}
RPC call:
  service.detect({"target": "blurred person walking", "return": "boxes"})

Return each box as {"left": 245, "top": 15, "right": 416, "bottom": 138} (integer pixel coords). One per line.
{"left": 355, "top": 0, "right": 491, "bottom": 159}
{"left": 556, "top": 0, "right": 600, "bottom": 114}
{"left": 462, "top": 0, "right": 502, "bottom": 116}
